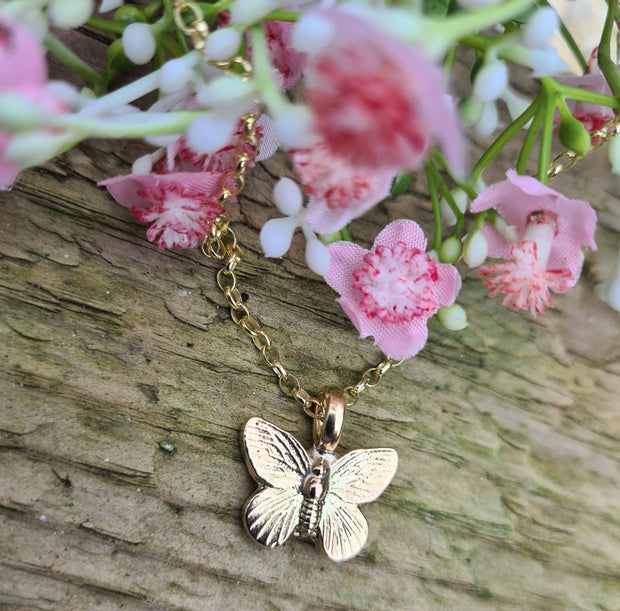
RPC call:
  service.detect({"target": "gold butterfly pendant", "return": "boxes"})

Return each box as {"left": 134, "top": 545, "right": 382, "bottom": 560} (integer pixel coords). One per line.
{"left": 240, "top": 388, "right": 398, "bottom": 562}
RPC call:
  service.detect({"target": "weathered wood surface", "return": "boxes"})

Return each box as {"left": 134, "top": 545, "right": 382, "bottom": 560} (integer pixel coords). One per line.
{"left": 1, "top": 134, "right": 619, "bottom": 610}
{"left": 1, "top": 36, "right": 620, "bottom": 609}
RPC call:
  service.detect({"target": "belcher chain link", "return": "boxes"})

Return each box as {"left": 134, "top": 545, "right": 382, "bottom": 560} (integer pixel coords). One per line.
{"left": 547, "top": 113, "right": 620, "bottom": 180}
{"left": 202, "top": 209, "right": 401, "bottom": 418}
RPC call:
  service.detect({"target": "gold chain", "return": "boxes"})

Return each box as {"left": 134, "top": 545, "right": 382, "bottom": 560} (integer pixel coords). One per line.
{"left": 172, "top": 3, "right": 401, "bottom": 417}
{"left": 547, "top": 113, "right": 620, "bottom": 180}
{"left": 202, "top": 212, "right": 401, "bottom": 417}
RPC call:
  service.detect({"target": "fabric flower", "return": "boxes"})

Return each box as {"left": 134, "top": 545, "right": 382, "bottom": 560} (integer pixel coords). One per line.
{"left": 555, "top": 50, "right": 618, "bottom": 134}
{"left": 0, "top": 18, "right": 67, "bottom": 189}
{"left": 100, "top": 124, "right": 261, "bottom": 249}
{"left": 325, "top": 220, "right": 462, "bottom": 359}
{"left": 291, "top": 141, "right": 394, "bottom": 234}
{"left": 296, "top": 7, "right": 465, "bottom": 175}
{"left": 218, "top": 12, "right": 306, "bottom": 90}
{"left": 259, "top": 177, "right": 330, "bottom": 276}
{"left": 472, "top": 170, "right": 597, "bottom": 316}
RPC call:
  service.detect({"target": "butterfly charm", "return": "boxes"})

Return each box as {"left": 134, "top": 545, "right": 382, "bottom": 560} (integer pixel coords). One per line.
{"left": 241, "top": 416, "right": 398, "bottom": 562}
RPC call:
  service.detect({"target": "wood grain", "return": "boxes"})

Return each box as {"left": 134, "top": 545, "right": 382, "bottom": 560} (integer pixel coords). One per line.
{"left": 1, "top": 46, "right": 619, "bottom": 611}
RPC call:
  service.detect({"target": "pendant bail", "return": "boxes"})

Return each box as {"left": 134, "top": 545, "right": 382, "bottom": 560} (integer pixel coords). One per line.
{"left": 314, "top": 386, "right": 346, "bottom": 453}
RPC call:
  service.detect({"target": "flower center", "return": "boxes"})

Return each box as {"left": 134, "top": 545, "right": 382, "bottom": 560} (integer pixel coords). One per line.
{"left": 352, "top": 242, "right": 439, "bottom": 324}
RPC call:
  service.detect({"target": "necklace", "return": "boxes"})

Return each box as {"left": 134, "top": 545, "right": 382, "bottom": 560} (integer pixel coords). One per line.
{"left": 201, "top": 112, "right": 400, "bottom": 562}
{"left": 170, "top": 2, "right": 402, "bottom": 561}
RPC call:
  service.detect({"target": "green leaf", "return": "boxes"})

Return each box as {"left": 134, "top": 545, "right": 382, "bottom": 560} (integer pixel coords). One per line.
{"left": 391, "top": 172, "right": 413, "bottom": 197}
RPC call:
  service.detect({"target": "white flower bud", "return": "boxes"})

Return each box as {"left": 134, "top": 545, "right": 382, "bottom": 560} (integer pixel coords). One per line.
{"left": 436, "top": 304, "right": 468, "bottom": 331}
{"left": 260, "top": 216, "right": 298, "bottom": 258}
{"left": 0, "top": 95, "right": 44, "bottom": 130}
{"left": 48, "top": 0, "right": 93, "bottom": 28}
{"left": 159, "top": 58, "right": 195, "bottom": 94}
{"left": 608, "top": 132, "right": 620, "bottom": 174}
{"left": 459, "top": 96, "right": 483, "bottom": 126}
{"left": 230, "top": 0, "right": 277, "bottom": 26}
{"left": 5, "top": 132, "right": 70, "bottom": 167}
{"left": 99, "top": 0, "right": 123, "bottom": 12}
{"left": 473, "top": 61, "right": 509, "bottom": 103}
{"left": 501, "top": 87, "right": 532, "bottom": 124}
{"left": 525, "top": 47, "right": 568, "bottom": 77}
{"left": 474, "top": 102, "right": 499, "bottom": 137}
{"left": 205, "top": 28, "right": 243, "bottom": 62}
{"left": 272, "top": 105, "right": 319, "bottom": 150}
{"left": 439, "top": 236, "right": 462, "bottom": 263}
{"left": 462, "top": 230, "right": 488, "bottom": 267}
{"left": 440, "top": 189, "right": 468, "bottom": 226}
{"left": 606, "top": 279, "right": 620, "bottom": 312}
{"left": 292, "top": 14, "right": 335, "bottom": 53}
{"left": 493, "top": 216, "right": 519, "bottom": 244}
{"left": 273, "top": 177, "right": 303, "bottom": 216}
{"left": 305, "top": 233, "right": 330, "bottom": 276}
{"left": 122, "top": 23, "right": 156, "bottom": 65}
{"left": 132, "top": 154, "right": 154, "bottom": 175}
{"left": 522, "top": 7, "right": 559, "bottom": 50}
{"left": 195, "top": 77, "right": 256, "bottom": 114}
{"left": 47, "top": 81, "right": 84, "bottom": 109}
{"left": 186, "top": 111, "right": 238, "bottom": 155}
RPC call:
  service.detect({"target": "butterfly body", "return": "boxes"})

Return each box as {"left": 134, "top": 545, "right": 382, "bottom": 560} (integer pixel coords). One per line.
{"left": 298, "top": 455, "right": 330, "bottom": 539}
{"left": 241, "top": 416, "right": 398, "bottom": 562}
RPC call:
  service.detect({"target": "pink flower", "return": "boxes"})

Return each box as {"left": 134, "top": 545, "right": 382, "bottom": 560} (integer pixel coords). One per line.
{"left": 555, "top": 50, "right": 618, "bottom": 134}
{"left": 472, "top": 171, "right": 597, "bottom": 316}
{"left": 218, "top": 12, "right": 305, "bottom": 90}
{"left": 264, "top": 20, "right": 306, "bottom": 90}
{"left": 325, "top": 220, "right": 462, "bottom": 359}
{"left": 0, "top": 18, "right": 66, "bottom": 189}
{"left": 291, "top": 141, "right": 394, "bottom": 233}
{"left": 100, "top": 126, "right": 260, "bottom": 249}
{"left": 301, "top": 8, "right": 464, "bottom": 174}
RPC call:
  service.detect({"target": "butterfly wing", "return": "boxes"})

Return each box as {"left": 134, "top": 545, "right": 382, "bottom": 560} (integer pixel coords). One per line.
{"left": 328, "top": 448, "right": 398, "bottom": 504}
{"left": 317, "top": 448, "right": 398, "bottom": 561}
{"left": 244, "top": 486, "right": 304, "bottom": 548}
{"left": 241, "top": 417, "right": 310, "bottom": 549}
{"left": 242, "top": 417, "right": 311, "bottom": 488}
{"left": 317, "top": 495, "right": 368, "bottom": 562}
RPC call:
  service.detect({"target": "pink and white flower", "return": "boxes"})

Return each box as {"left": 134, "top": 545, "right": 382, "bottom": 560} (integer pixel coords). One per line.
{"left": 291, "top": 141, "right": 394, "bottom": 234}
{"left": 472, "top": 171, "right": 597, "bottom": 316}
{"left": 325, "top": 219, "right": 462, "bottom": 359}
{"left": 0, "top": 18, "right": 67, "bottom": 190}
{"left": 297, "top": 7, "right": 465, "bottom": 174}
{"left": 100, "top": 125, "right": 261, "bottom": 249}
{"left": 555, "top": 50, "right": 618, "bottom": 134}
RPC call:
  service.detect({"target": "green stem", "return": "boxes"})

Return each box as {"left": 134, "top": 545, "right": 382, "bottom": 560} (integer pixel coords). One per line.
{"left": 84, "top": 16, "right": 125, "bottom": 35}
{"left": 158, "top": 34, "right": 184, "bottom": 57}
{"left": 515, "top": 93, "right": 544, "bottom": 174}
{"left": 598, "top": 0, "right": 620, "bottom": 96}
{"left": 558, "top": 15, "right": 587, "bottom": 74}
{"left": 473, "top": 211, "right": 487, "bottom": 231}
{"left": 44, "top": 33, "right": 104, "bottom": 91}
{"left": 196, "top": 0, "right": 234, "bottom": 24}
{"left": 431, "top": 150, "right": 478, "bottom": 199}
{"left": 537, "top": 82, "right": 557, "bottom": 183}
{"left": 469, "top": 97, "right": 540, "bottom": 182}
{"left": 428, "top": 162, "right": 465, "bottom": 235}
{"left": 551, "top": 82, "right": 620, "bottom": 110}
{"left": 47, "top": 110, "right": 204, "bottom": 139}
{"left": 251, "top": 26, "right": 288, "bottom": 112}
{"left": 144, "top": 0, "right": 165, "bottom": 20}
{"left": 425, "top": 161, "right": 443, "bottom": 252}
{"left": 263, "top": 10, "right": 301, "bottom": 22}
